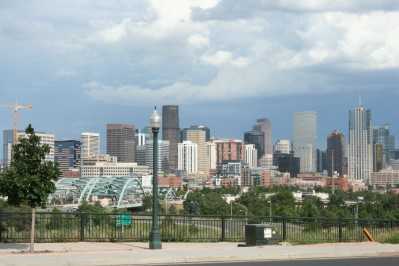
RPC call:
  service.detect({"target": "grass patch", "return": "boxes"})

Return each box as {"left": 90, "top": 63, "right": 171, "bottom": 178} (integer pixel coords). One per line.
{"left": 374, "top": 230, "right": 399, "bottom": 244}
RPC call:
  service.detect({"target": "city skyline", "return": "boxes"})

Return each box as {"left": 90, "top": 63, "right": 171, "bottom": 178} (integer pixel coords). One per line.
{"left": 1, "top": 102, "right": 398, "bottom": 160}
{"left": 1, "top": 1, "right": 399, "bottom": 157}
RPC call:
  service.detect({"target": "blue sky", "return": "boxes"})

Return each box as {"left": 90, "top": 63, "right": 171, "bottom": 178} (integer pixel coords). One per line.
{"left": 1, "top": 0, "right": 399, "bottom": 156}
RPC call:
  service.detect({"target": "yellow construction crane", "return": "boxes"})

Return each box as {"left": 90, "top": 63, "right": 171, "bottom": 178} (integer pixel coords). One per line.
{"left": 0, "top": 99, "right": 34, "bottom": 144}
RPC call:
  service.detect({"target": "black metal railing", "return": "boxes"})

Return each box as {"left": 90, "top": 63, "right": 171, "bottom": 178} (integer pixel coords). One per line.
{"left": 0, "top": 211, "right": 398, "bottom": 243}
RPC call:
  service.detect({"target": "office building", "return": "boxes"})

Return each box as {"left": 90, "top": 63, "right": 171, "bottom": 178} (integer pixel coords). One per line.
{"left": 178, "top": 141, "right": 198, "bottom": 173}
{"left": 181, "top": 126, "right": 208, "bottom": 174}
{"left": 278, "top": 154, "right": 300, "bottom": 178}
{"left": 162, "top": 105, "right": 179, "bottom": 170}
{"left": 81, "top": 159, "right": 149, "bottom": 178}
{"left": 293, "top": 111, "right": 317, "bottom": 173}
{"left": 348, "top": 104, "right": 372, "bottom": 181}
{"left": 245, "top": 118, "right": 272, "bottom": 168}
{"left": 373, "top": 124, "right": 393, "bottom": 168}
{"left": 181, "top": 125, "right": 210, "bottom": 142}
{"left": 370, "top": 169, "right": 399, "bottom": 187}
{"left": 373, "top": 144, "right": 384, "bottom": 172}
{"left": 136, "top": 128, "right": 151, "bottom": 146}
{"left": 273, "top": 140, "right": 290, "bottom": 168}
{"left": 326, "top": 130, "right": 345, "bottom": 176}
{"left": 135, "top": 128, "right": 151, "bottom": 166}
{"left": 3, "top": 129, "right": 54, "bottom": 167}
{"left": 54, "top": 139, "right": 82, "bottom": 171}
{"left": 215, "top": 139, "right": 245, "bottom": 164}
{"left": 244, "top": 131, "right": 264, "bottom": 159}
{"left": 244, "top": 144, "right": 258, "bottom": 168}
{"left": 145, "top": 140, "right": 170, "bottom": 172}
{"left": 81, "top": 132, "right": 100, "bottom": 159}
{"left": 206, "top": 141, "right": 217, "bottom": 174}
{"left": 8, "top": 130, "right": 55, "bottom": 161}
{"left": 274, "top": 140, "right": 290, "bottom": 154}
{"left": 107, "top": 124, "right": 136, "bottom": 163}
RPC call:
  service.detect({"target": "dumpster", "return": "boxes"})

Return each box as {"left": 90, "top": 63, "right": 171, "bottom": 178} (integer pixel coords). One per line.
{"left": 245, "top": 224, "right": 280, "bottom": 246}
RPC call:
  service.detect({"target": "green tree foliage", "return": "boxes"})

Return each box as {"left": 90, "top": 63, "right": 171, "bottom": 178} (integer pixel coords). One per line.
{"left": 236, "top": 188, "right": 268, "bottom": 216}
{"left": 76, "top": 201, "right": 106, "bottom": 213}
{"left": 299, "top": 197, "right": 323, "bottom": 218}
{"left": 0, "top": 124, "right": 61, "bottom": 208}
{"left": 76, "top": 201, "right": 111, "bottom": 227}
{"left": 0, "top": 124, "right": 61, "bottom": 251}
{"left": 168, "top": 204, "right": 178, "bottom": 214}
{"left": 141, "top": 195, "right": 153, "bottom": 213}
{"left": 273, "top": 191, "right": 297, "bottom": 217}
{"left": 183, "top": 189, "right": 232, "bottom": 215}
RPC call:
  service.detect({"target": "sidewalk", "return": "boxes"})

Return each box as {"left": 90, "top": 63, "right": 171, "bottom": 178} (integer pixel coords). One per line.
{"left": 1, "top": 241, "right": 399, "bottom": 265}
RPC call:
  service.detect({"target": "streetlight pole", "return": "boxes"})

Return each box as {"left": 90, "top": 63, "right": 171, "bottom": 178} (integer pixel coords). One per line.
{"left": 149, "top": 107, "right": 162, "bottom": 250}
{"left": 230, "top": 201, "right": 233, "bottom": 219}
{"left": 355, "top": 196, "right": 363, "bottom": 228}
{"left": 268, "top": 200, "right": 272, "bottom": 222}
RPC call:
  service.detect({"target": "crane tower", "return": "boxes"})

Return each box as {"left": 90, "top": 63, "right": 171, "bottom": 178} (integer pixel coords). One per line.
{"left": 0, "top": 99, "right": 34, "bottom": 144}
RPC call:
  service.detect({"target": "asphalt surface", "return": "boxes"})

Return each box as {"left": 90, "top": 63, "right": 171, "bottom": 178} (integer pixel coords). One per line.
{"left": 0, "top": 241, "right": 399, "bottom": 266}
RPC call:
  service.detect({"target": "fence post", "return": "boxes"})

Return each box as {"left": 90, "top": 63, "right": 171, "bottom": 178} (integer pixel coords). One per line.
{"left": 80, "top": 212, "right": 85, "bottom": 242}
{"left": 221, "top": 215, "right": 226, "bottom": 241}
{"left": 282, "top": 216, "right": 287, "bottom": 242}
{"left": 338, "top": 217, "right": 343, "bottom": 242}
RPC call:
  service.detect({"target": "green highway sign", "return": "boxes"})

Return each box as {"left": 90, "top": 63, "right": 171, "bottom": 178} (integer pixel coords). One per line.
{"left": 116, "top": 215, "right": 131, "bottom": 226}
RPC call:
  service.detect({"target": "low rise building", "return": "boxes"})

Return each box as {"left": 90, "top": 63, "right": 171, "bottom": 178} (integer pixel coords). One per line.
{"left": 370, "top": 169, "right": 399, "bottom": 187}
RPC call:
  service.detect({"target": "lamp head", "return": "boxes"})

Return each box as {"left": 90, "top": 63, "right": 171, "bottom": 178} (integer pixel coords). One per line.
{"left": 149, "top": 106, "right": 162, "bottom": 129}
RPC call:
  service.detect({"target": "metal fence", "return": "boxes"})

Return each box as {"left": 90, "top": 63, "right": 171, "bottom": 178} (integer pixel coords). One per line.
{"left": 1, "top": 211, "right": 398, "bottom": 243}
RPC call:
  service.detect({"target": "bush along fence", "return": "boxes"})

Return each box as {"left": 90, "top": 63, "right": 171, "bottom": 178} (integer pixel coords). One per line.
{"left": 0, "top": 211, "right": 398, "bottom": 244}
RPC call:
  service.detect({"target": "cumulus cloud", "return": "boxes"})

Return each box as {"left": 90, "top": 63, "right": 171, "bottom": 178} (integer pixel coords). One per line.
{"left": 188, "top": 34, "right": 209, "bottom": 48}
{"left": 2, "top": 0, "right": 399, "bottom": 108}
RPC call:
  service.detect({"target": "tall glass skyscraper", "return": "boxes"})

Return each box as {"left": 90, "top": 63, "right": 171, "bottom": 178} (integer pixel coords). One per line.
{"left": 373, "top": 124, "right": 392, "bottom": 168}
{"left": 293, "top": 111, "right": 317, "bottom": 173}
{"left": 162, "top": 105, "right": 180, "bottom": 170}
{"left": 348, "top": 105, "right": 372, "bottom": 181}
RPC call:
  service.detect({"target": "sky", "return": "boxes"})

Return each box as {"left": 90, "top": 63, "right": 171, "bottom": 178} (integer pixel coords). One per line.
{"left": 1, "top": 0, "right": 399, "bottom": 156}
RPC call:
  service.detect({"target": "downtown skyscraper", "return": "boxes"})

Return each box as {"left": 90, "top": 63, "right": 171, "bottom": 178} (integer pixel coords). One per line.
{"left": 106, "top": 124, "right": 136, "bottom": 163}
{"left": 244, "top": 118, "right": 272, "bottom": 168}
{"left": 162, "top": 105, "right": 180, "bottom": 170}
{"left": 293, "top": 111, "right": 317, "bottom": 173}
{"left": 373, "top": 124, "right": 393, "bottom": 168}
{"left": 348, "top": 104, "right": 372, "bottom": 181}
{"left": 180, "top": 126, "right": 208, "bottom": 174}
{"left": 326, "top": 130, "right": 345, "bottom": 176}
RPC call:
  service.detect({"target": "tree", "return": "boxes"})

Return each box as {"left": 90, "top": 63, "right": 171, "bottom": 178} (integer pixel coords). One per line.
{"left": 270, "top": 191, "right": 298, "bottom": 217}
{"left": 0, "top": 124, "right": 61, "bottom": 252}
{"left": 141, "top": 195, "right": 153, "bottom": 213}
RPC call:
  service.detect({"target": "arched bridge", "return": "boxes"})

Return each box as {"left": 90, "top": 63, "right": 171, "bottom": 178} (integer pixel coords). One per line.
{"left": 49, "top": 177, "right": 146, "bottom": 209}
